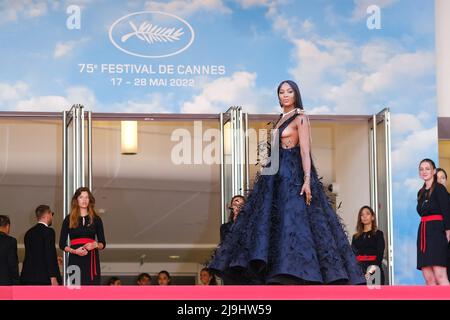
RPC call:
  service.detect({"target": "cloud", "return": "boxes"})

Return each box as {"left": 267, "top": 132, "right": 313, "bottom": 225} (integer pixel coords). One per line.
{"left": 324, "top": 5, "right": 346, "bottom": 27}
{"left": 109, "top": 93, "right": 176, "bottom": 113}
{"left": 0, "top": 0, "right": 48, "bottom": 23}
{"left": 235, "top": 0, "right": 272, "bottom": 8}
{"left": 53, "top": 38, "right": 89, "bottom": 59}
{"left": 301, "top": 19, "right": 314, "bottom": 33}
{"left": 182, "top": 71, "right": 276, "bottom": 114}
{"left": 289, "top": 39, "right": 354, "bottom": 88}
{"left": 362, "top": 51, "right": 434, "bottom": 94}
{"left": 288, "top": 38, "right": 370, "bottom": 113}
{"left": 26, "top": 1, "right": 47, "bottom": 17}
{"left": 351, "top": 0, "right": 399, "bottom": 21}
{"left": 54, "top": 42, "right": 76, "bottom": 59}
{"left": 403, "top": 177, "right": 422, "bottom": 194}
{"left": 14, "top": 95, "right": 69, "bottom": 111}
{"left": 286, "top": 36, "right": 434, "bottom": 114}
{"left": 0, "top": 0, "right": 94, "bottom": 24}
{"left": 390, "top": 114, "right": 437, "bottom": 219}
{"left": 308, "top": 106, "right": 333, "bottom": 115}
{"left": 15, "top": 85, "right": 97, "bottom": 112}
{"left": 0, "top": 81, "right": 96, "bottom": 112}
{"left": 323, "top": 72, "right": 368, "bottom": 114}
{"left": 144, "top": 0, "right": 231, "bottom": 17}
{"left": 394, "top": 235, "right": 422, "bottom": 284}
{"left": 391, "top": 113, "right": 424, "bottom": 136}
{"left": 266, "top": 2, "right": 298, "bottom": 39}
{"left": 0, "top": 80, "right": 175, "bottom": 113}
{"left": 0, "top": 81, "right": 28, "bottom": 101}
{"left": 66, "top": 86, "right": 96, "bottom": 108}
{"left": 360, "top": 40, "right": 402, "bottom": 70}
{"left": 257, "top": 3, "right": 435, "bottom": 116}
{"left": 392, "top": 126, "right": 437, "bottom": 176}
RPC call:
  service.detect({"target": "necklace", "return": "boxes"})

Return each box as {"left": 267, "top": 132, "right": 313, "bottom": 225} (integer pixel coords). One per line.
{"left": 282, "top": 108, "right": 297, "bottom": 117}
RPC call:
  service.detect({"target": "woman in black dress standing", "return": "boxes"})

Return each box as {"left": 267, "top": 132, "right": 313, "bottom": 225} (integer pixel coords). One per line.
{"left": 436, "top": 168, "right": 450, "bottom": 282}
{"left": 209, "top": 80, "right": 365, "bottom": 285}
{"left": 417, "top": 159, "right": 450, "bottom": 285}
{"left": 351, "top": 206, "right": 385, "bottom": 284}
{"left": 59, "top": 187, "right": 106, "bottom": 285}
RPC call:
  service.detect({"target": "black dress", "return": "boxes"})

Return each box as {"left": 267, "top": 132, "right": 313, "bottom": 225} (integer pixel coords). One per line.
{"left": 351, "top": 230, "right": 385, "bottom": 284}
{"left": 59, "top": 215, "right": 106, "bottom": 285}
{"left": 416, "top": 183, "right": 450, "bottom": 270}
{"left": 209, "top": 113, "right": 365, "bottom": 284}
{"left": 447, "top": 190, "right": 450, "bottom": 281}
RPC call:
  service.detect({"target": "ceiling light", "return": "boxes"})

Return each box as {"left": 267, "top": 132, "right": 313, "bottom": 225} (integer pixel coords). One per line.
{"left": 121, "top": 121, "right": 138, "bottom": 155}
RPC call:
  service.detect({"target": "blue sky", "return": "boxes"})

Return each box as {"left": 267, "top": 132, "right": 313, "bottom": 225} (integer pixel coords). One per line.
{"left": 0, "top": 0, "right": 439, "bottom": 284}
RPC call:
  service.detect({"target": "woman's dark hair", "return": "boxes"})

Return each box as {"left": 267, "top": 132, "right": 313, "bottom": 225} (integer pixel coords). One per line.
{"left": 277, "top": 80, "right": 303, "bottom": 110}
{"left": 418, "top": 159, "right": 438, "bottom": 201}
{"left": 137, "top": 273, "right": 151, "bottom": 283}
{"left": 158, "top": 270, "right": 172, "bottom": 285}
{"left": 227, "top": 195, "right": 245, "bottom": 223}
{"left": 107, "top": 276, "right": 121, "bottom": 285}
{"left": 200, "top": 267, "right": 217, "bottom": 285}
{"left": 437, "top": 168, "right": 448, "bottom": 180}
{"left": 354, "top": 206, "right": 378, "bottom": 238}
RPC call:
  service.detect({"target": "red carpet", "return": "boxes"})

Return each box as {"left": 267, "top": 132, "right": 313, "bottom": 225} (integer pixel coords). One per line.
{"left": 0, "top": 285, "right": 449, "bottom": 300}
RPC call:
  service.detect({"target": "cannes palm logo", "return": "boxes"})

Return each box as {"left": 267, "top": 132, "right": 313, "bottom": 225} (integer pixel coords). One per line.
{"left": 109, "top": 11, "right": 195, "bottom": 58}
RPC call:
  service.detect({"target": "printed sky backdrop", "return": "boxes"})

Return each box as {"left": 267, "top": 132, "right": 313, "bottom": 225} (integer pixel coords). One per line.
{"left": 0, "top": 0, "right": 438, "bottom": 284}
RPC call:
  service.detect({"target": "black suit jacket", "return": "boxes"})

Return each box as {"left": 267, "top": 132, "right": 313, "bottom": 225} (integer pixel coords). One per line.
{"left": 0, "top": 231, "right": 19, "bottom": 285}
{"left": 21, "top": 223, "right": 60, "bottom": 285}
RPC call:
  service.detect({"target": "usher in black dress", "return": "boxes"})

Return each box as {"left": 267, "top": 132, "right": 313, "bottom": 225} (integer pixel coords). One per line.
{"left": 416, "top": 183, "right": 450, "bottom": 270}
{"left": 59, "top": 215, "right": 106, "bottom": 285}
{"left": 352, "top": 230, "right": 385, "bottom": 284}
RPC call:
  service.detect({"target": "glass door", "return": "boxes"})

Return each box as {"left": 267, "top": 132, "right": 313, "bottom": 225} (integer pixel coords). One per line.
{"left": 220, "top": 107, "right": 249, "bottom": 223}
{"left": 62, "top": 104, "right": 92, "bottom": 285}
{"left": 369, "top": 108, "right": 394, "bottom": 284}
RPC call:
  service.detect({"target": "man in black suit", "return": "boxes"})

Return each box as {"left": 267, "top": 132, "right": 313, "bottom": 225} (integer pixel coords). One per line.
{"left": 0, "top": 215, "right": 19, "bottom": 285}
{"left": 21, "top": 205, "right": 60, "bottom": 285}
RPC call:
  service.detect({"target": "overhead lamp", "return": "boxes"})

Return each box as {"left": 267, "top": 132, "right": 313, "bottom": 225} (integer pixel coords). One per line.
{"left": 121, "top": 121, "right": 138, "bottom": 155}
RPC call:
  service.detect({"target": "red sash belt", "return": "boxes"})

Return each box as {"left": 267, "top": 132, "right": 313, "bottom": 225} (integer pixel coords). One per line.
{"left": 70, "top": 238, "right": 97, "bottom": 281}
{"left": 356, "top": 255, "right": 377, "bottom": 262}
{"left": 420, "top": 215, "right": 444, "bottom": 253}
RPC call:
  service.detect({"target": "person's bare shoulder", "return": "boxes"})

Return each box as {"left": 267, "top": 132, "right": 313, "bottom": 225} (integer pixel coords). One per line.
{"left": 294, "top": 109, "right": 308, "bottom": 127}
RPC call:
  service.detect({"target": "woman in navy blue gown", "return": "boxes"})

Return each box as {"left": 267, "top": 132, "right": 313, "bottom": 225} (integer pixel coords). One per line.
{"left": 208, "top": 80, "right": 365, "bottom": 285}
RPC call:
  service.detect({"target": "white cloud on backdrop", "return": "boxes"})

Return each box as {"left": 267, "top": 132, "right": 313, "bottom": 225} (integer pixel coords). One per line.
{"left": 351, "top": 0, "right": 399, "bottom": 21}
{"left": 182, "top": 71, "right": 276, "bottom": 113}
{"left": 144, "top": 0, "right": 231, "bottom": 17}
{"left": 53, "top": 38, "right": 90, "bottom": 59}
{"left": 394, "top": 235, "right": 422, "bottom": 284}
{"left": 0, "top": 81, "right": 97, "bottom": 111}
{"left": 0, "top": 0, "right": 48, "bottom": 23}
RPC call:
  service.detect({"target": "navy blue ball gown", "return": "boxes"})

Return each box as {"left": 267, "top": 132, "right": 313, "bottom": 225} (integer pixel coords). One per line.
{"left": 208, "top": 111, "right": 365, "bottom": 285}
